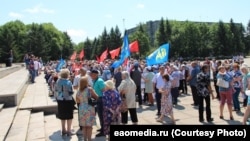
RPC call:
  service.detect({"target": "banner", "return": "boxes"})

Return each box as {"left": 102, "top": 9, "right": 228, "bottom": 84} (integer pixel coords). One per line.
{"left": 146, "top": 43, "right": 169, "bottom": 66}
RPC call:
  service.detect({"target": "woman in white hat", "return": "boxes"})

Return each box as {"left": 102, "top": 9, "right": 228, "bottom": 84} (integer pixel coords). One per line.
{"left": 102, "top": 80, "right": 121, "bottom": 139}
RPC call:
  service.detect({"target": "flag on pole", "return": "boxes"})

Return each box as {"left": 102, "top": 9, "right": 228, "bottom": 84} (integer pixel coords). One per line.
{"left": 146, "top": 43, "right": 170, "bottom": 66}
{"left": 109, "top": 47, "right": 121, "bottom": 59}
{"left": 70, "top": 51, "right": 77, "bottom": 60}
{"left": 96, "top": 55, "right": 100, "bottom": 63}
{"left": 79, "top": 49, "right": 84, "bottom": 60}
{"left": 56, "top": 58, "right": 65, "bottom": 72}
{"left": 129, "top": 40, "right": 139, "bottom": 53}
{"left": 111, "top": 31, "right": 130, "bottom": 68}
{"left": 99, "top": 49, "right": 108, "bottom": 62}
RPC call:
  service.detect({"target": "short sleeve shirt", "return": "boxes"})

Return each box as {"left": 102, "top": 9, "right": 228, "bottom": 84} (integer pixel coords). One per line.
{"left": 93, "top": 77, "right": 105, "bottom": 97}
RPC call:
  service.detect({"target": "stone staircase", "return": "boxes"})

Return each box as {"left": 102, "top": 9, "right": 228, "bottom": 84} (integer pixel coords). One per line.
{"left": 0, "top": 106, "right": 17, "bottom": 141}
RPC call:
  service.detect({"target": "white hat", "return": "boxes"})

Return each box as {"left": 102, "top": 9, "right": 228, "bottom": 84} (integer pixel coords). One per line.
{"left": 153, "top": 65, "right": 158, "bottom": 69}
{"left": 147, "top": 66, "right": 152, "bottom": 71}
{"left": 105, "top": 80, "right": 115, "bottom": 90}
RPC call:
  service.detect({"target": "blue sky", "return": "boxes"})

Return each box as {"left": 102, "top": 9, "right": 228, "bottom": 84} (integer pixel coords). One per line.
{"left": 1, "top": 0, "right": 249, "bottom": 44}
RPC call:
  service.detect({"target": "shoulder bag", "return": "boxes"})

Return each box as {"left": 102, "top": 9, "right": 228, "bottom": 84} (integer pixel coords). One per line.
{"left": 216, "top": 78, "right": 229, "bottom": 88}
{"left": 87, "top": 88, "right": 97, "bottom": 106}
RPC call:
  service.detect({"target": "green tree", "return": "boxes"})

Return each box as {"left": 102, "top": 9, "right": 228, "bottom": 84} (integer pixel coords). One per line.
{"left": 83, "top": 37, "right": 92, "bottom": 60}
{"left": 213, "top": 21, "right": 229, "bottom": 56}
{"left": 165, "top": 18, "right": 172, "bottom": 43}
{"left": 129, "top": 24, "right": 150, "bottom": 58}
{"left": 98, "top": 27, "right": 109, "bottom": 56}
{"left": 0, "top": 20, "right": 27, "bottom": 62}
{"left": 156, "top": 17, "right": 167, "bottom": 46}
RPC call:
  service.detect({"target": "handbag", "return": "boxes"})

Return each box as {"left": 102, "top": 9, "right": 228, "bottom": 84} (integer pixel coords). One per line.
{"left": 87, "top": 88, "right": 97, "bottom": 106}
{"left": 216, "top": 78, "right": 229, "bottom": 88}
{"left": 120, "top": 95, "right": 128, "bottom": 113}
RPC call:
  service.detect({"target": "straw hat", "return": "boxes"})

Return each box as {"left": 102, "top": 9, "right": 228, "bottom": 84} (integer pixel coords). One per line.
{"left": 105, "top": 80, "right": 115, "bottom": 90}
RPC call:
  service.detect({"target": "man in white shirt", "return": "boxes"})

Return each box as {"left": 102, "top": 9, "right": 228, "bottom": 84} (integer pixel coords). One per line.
{"left": 33, "top": 58, "right": 40, "bottom": 76}
{"left": 152, "top": 65, "right": 165, "bottom": 116}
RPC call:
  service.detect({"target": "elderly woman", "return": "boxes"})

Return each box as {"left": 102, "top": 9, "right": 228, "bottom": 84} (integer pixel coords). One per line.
{"left": 118, "top": 71, "right": 138, "bottom": 124}
{"left": 196, "top": 64, "right": 215, "bottom": 122}
{"left": 144, "top": 66, "right": 155, "bottom": 106}
{"left": 102, "top": 80, "right": 121, "bottom": 140}
{"left": 76, "top": 76, "right": 98, "bottom": 141}
{"left": 241, "top": 65, "right": 250, "bottom": 124}
{"left": 216, "top": 65, "right": 234, "bottom": 120}
{"left": 55, "top": 69, "right": 75, "bottom": 136}
{"left": 157, "top": 74, "right": 176, "bottom": 124}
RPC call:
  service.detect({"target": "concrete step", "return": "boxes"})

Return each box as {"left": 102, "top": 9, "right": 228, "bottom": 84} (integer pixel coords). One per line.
{"left": 0, "top": 64, "right": 22, "bottom": 79}
{"left": 44, "top": 114, "right": 79, "bottom": 141}
{"left": 27, "top": 112, "right": 46, "bottom": 141}
{"left": 5, "top": 110, "right": 31, "bottom": 141}
{"left": 18, "top": 72, "right": 57, "bottom": 115}
{"left": 0, "top": 68, "right": 29, "bottom": 107}
{"left": 0, "top": 103, "right": 4, "bottom": 112}
{"left": 0, "top": 106, "right": 17, "bottom": 141}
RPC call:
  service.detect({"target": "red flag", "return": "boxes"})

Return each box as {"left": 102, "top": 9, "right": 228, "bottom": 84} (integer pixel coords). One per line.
{"left": 96, "top": 55, "right": 100, "bottom": 63}
{"left": 109, "top": 47, "right": 121, "bottom": 59}
{"left": 123, "top": 58, "right": 129, "bottom": 66}
{"left": 70, "top": 51, "right": 77, "bottom": 60}
{"left": 79, "top": 49, "right": 84, "bottom": 60}
{"left": 99, "top": 49, "right": 108, "bottom": 62}
{"left": 129, "top": 40, "right": 139, "bottom": 53}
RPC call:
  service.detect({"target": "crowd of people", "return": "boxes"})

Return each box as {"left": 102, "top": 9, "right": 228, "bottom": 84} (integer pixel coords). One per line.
{"left": 23, "top": 54, "right": 250, "bottom": 140}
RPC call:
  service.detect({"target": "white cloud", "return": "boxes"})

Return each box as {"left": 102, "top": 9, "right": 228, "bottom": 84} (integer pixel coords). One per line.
{"left": 9, "top": 12, "right": 23, "bottom": 18}
{"left": 66, "top": 29, "right": 87, "bottom": 43}
{"left": 137, "top": 3, "right": 145, "bottom": 9}
{"left": 24, "top": 4, "right": 55, "bottom": 14}
{"left": 104, "top": 14, "right": 113, "bottom": 19}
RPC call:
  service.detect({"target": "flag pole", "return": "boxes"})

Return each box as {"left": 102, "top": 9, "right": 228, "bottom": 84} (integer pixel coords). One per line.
{"left": 123, "top": 18, "right": 126, "bottom": 32}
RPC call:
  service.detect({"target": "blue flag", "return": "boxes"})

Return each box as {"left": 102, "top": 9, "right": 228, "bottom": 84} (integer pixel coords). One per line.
{"left": 146, "top": 43, "right": 169, "bottom": 66}
{"left": 111, "top": 31, "right": 130, "bottom": 68}
{"left": 56, "top": 58, "right": 65, "bottom": 72}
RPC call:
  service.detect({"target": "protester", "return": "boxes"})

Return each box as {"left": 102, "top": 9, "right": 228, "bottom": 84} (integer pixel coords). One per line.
{"left": 118, "top": 71, "right": 138, "bottom": 124}
{"left": 55, "top": 69, "right": 75, "bottom": 136}
{"left": 197, "top": 64, "right": 215, "bottom": 122}
{"left": 102, "top": 80, "right": 121, "bottom": 140}
{"left": 157, "top": 74, "right": 176, "bottom": 124}
{"left": 241, "top": 65, "right": 250, "bottom": 124}
{"left": 76, "top": 76, "right": 98, "bottom": 141}
{"left": 90, "top": 69, "right": 106, "bottom": 137}
{"left": 217, "top": 65, "right": 234, "bottom": 120}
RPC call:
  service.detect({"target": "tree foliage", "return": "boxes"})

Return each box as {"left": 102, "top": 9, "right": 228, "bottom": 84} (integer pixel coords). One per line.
{"left": 0, "top": 18, "right": 249, "bottom": 63}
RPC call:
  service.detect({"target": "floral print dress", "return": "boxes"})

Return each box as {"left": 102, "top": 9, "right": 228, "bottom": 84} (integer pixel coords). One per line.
{"left": 161, "top": 81, "right": 173, "bottom": 116}
{"left": 102, "top": 89, "right": 121, "bottom": 135}
{"left": 76, "top": 88, "right": 96, "bottom": 127}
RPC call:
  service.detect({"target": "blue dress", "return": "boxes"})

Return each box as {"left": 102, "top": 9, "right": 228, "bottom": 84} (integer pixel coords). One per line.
{"left": 102, "top": 89, "right": 121, "bottom": 135}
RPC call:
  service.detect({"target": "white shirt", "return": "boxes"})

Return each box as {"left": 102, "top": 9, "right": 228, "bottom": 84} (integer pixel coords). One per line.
{"left": 73, "top": 74, "right": 93, "bottom": 88}
{"left": 152, "top": 73, "right": 165, "bottom": 89}
{"left": 34, "top": 60, "right": 39, "bottom": 70}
